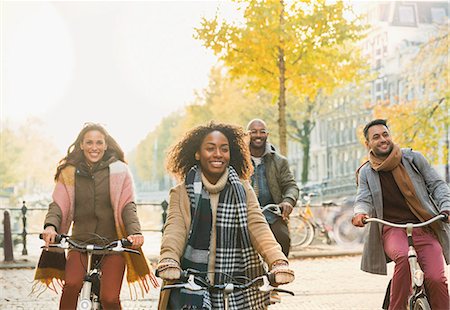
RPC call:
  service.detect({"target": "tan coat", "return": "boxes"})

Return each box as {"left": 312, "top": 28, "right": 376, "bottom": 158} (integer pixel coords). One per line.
{"left": 158, "top": 180, "right": 287, "bottom": 309}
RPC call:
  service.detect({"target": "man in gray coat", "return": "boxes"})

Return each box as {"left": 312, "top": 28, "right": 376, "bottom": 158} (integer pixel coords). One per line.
{"left": 352, "top": 119, "right": 450, "bottom": 310}
{"left": 246, "top": 119, "right": 299, "bottom": 257}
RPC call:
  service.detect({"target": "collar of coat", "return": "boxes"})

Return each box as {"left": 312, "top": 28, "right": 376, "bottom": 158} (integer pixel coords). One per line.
{"left": 355, "top": 148, "right": 415, "bottom": 185}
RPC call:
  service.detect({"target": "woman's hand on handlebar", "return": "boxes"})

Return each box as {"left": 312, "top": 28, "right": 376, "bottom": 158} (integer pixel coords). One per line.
{"left": 41, "top": 225, "right": 58, "bottom": 247}
{"left": 127, "top": 234, "right": 144, "bottom": 249}
{"left": 270, "top": 260, "right": 295, "bottom": 285}
{"left": 352, "top": 213, "right": 369, "bottom": 227}
{"left": 157, "top": 258, "right": 182, "bottom": 281}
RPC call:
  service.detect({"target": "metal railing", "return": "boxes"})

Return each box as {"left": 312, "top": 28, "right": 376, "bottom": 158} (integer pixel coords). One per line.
{"left": 1, "top": 200, "right": 169, "bottom": 259}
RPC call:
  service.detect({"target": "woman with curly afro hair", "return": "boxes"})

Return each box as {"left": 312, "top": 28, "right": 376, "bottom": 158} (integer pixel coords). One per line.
{"left": 157, "top": 122, "right": 294, "bottom": 309}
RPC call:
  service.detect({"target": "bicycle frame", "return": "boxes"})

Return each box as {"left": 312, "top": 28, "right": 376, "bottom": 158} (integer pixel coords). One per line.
{"left": 363, "top": 215, "right": 446, "bottom": 310}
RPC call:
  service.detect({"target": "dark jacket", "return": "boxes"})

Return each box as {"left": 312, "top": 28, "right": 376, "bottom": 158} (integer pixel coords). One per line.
{"left": 45, "top": 159, "right": 141, "bottom": 243}
{"left": 262, "top": 144, "right": 299, "bottom": 207}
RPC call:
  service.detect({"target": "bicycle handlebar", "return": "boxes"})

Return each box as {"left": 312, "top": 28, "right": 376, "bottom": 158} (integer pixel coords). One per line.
{"left": 261, "top": 204, "right": 282, "bottom": 216}
{"left": 39, "top": 234, "right": 139, "bottom": 255}
{"left": 161, "top": 268, "right": 294, "bottom": 296}
{"left": 362, "top": 214, "right": 447, "bottom": 228}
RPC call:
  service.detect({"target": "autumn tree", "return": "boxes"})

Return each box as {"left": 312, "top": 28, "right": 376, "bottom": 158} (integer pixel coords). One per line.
{"left": 373, "top": 22, "right": 449, "bottom": 181}
{"left": 0, "top": 119, "right": 60, "bottom": 201}
{"left": 195, "top": 0, "right": 366, "bottom": 165}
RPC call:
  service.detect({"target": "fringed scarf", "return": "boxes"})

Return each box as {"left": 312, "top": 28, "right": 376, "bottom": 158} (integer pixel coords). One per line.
{"left": 33, "top": 161, "right": 159, "bottom": 295}
{"left": 171, "top": 165, "right": 268, "bottom": 310}
{"left": 368, "top": 144, "right": 437, "bottom": 232}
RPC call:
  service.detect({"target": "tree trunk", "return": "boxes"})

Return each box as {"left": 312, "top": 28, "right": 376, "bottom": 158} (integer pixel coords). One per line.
{"left": 278, "top": 52, "right": 287, "bottom": 155}
{"left": 289, "top": 100, "right": 316, "bottom": 185}
{"left": 300, "top": 119, "right": 313, "bottom": 184}
{"left": 446, "top": 119, "right": 449, "bottom": 183}
{"left": 301, "top": 132, "right": 311, "bottom": 184}
{"left": 278, "top": 0, "right": 287, "bottom": 155}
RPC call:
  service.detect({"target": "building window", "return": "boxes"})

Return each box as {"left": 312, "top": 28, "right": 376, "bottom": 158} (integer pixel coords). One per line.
{"left": 431, "top": 7, "right": 447, "bottom": 24}
{"left": 399, "top": 5, "right": 415, "bottom": 23}
{"left": 376, "top": 82, "right": 382, "bottom": 92}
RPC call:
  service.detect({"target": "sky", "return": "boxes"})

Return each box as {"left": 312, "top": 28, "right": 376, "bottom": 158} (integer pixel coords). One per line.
{"left": 1, "top": 0, "right": 238, "bottom": 153}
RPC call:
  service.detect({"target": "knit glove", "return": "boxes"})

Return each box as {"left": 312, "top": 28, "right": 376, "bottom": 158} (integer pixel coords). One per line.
{"left": 270, "top": 260, "right": 295, "bottom": 285}
{"left": 156, "top": 258, "right": 181, "bottom": 280}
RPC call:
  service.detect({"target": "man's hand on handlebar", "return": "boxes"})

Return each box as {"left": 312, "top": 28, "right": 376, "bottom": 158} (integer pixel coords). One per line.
{"left": 157, "top": 258, "right": 182, "bottom": 281}
{"left": 279, "top": 201, "right": 293, "bottom": 221}
{"left": 440, "top": 210, "right": 450, "bottom": 223}
{"left": 352, "top": 213, "right": 369, "bottom": 227}
{"left": 41, "top": 225, "right": 58, "bottom": 247}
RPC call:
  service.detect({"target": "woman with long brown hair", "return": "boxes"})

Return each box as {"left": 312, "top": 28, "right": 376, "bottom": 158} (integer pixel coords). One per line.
{"left": 36, "top": 123, "right": 158, "bottom": 309}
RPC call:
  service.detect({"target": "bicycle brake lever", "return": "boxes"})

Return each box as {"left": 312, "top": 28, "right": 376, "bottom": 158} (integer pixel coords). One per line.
{"left": 186, "top": 274, "right": 203, "bottom": 291}
{"left": 259, "top": 275, "right": 274, "bottom": 292}
{"left": 42, "top": 237, "right": 69, "bottom": 250}
{"left": 111, "top": 240, "right": 125, "bottom": 252}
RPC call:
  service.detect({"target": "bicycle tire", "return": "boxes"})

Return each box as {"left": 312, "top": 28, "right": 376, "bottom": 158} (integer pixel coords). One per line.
{"left": 332, "top": 209, "right": 365, "bottom": 246}
{"left": 289, "top": 216, "right": 314, "bottom": 248}
{"left": 412, "top": 297, "right": 431, "bottom": 310}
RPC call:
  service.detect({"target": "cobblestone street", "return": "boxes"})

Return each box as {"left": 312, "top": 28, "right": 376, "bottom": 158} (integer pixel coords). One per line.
{"left": 2, "top": 233, "right": 450, "bottom": 309}
{"left": 1, "top": 254, "right": 399, "bottom": 310}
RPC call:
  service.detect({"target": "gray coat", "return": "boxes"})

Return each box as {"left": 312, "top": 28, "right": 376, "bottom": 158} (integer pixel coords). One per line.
{"left": 354, "top": 148, "right": 450, "bottom": 275}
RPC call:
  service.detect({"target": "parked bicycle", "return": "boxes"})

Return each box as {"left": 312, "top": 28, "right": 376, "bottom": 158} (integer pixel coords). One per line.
{"left": 40, "top": 234, "right": 140, "bottom": 310}
{"left": 363, "top": 214, "right": 447, "bottom": 310}
{"left": 159, "top": 268, "right": 294, "bottom": 310}
{"left": 284, "top": 192, "right": 365, "bottom": 248}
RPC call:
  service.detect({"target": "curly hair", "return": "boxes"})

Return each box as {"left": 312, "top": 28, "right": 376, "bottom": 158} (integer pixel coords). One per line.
{"left": 166, "top": 122, "right": 253, "bottom": 181}
{"left": 54, "top": 123, "right": 125, "bottom": 181}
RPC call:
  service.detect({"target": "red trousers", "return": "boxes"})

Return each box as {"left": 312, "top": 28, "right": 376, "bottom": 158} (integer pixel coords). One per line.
{"left": 60, "top": 251, "right": 126, "bottom": 310}
{"left": 382, "top": 226, "right": 449, "bottom": 310}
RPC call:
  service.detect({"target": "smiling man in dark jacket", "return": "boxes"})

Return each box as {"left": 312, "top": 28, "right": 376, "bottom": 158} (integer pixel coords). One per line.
{"left": 246, "top": 119, "right": 299, "bottom": 257}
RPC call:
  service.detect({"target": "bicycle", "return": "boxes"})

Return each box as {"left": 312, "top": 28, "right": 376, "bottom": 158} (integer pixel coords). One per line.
{"left": 40, "top": 234, "right": 140, "bottom": 310}
{"left": 262, "top": 202, "right": 315, "bottom": 248}
{"left": 362, "top": 214, "right": 447, "bottom": 310}
{"left": 286, "top": 193, "right": 365, "bottom": 248}
{"left": 159, "top": 268, "right": 294, "bottom": 310}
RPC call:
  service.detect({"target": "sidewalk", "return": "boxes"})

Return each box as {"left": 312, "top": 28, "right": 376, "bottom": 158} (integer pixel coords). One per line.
{"left": 1, "top": 254, "right": 392, "bottom": 310}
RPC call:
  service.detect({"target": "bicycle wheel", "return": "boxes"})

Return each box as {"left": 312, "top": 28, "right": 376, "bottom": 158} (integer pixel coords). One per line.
{"left": 289, "top": 216, "right": 314, "bottom": 248}
{"left": 333, "top": 209, "right": 365, "bottom": 247}
{"left": 412, "top": 297, "right": 431, "bottom": 310}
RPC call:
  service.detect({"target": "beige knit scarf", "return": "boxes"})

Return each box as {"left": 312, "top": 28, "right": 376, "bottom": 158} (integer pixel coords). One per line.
{"left": 369, "top": 144, "right": 435, "bottom": 230}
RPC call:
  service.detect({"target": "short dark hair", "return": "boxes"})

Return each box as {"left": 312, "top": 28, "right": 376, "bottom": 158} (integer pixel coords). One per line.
{"left": 363, "top": 119, "right": 389, "bottom": 141}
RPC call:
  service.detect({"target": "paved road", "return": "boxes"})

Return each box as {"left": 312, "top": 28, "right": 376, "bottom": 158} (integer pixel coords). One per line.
{"left": 1, "top": 254, "right": 397, "bottom": 310}
{"left": 2, "top": 241, "right": 449, "bottom": 309}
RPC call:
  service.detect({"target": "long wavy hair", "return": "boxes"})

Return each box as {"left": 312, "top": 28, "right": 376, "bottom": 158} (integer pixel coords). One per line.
{"left": 166, "top": 122, "right": 253, "bottom": 181}
{"left": 54, "top": 123, "right": 125, "bottom": 181}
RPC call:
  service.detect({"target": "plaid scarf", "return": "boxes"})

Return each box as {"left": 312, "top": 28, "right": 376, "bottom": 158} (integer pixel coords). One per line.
{"left": 172, "top": 165, "right": 268, "bottom": 309}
